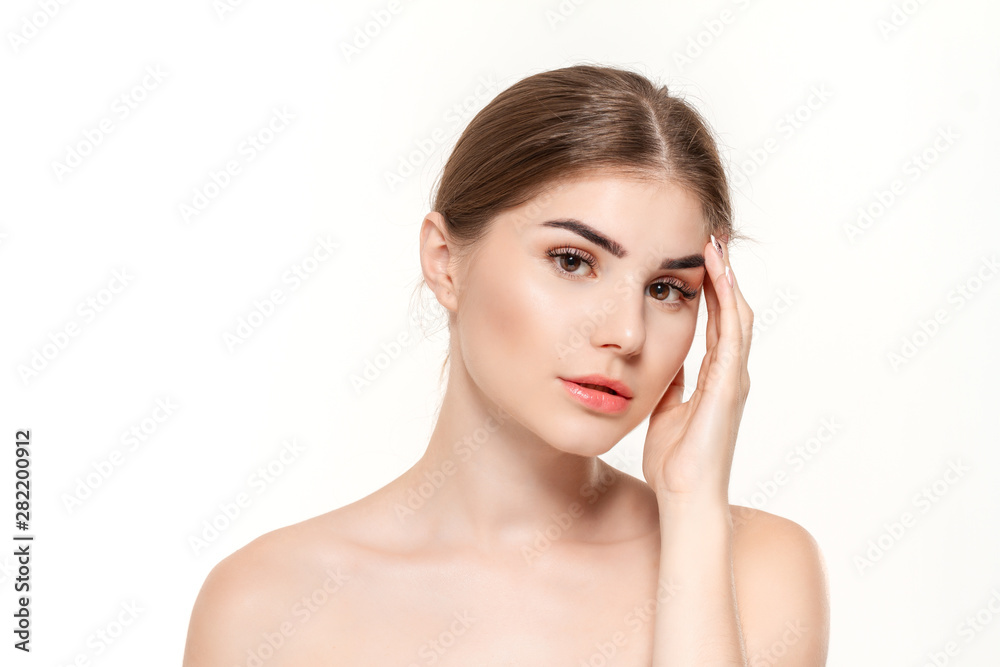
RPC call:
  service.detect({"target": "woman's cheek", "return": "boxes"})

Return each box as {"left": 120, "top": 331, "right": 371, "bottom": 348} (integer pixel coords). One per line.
{"left": 646, "top": 308, "right": 698, "bottom": 378}
{"left": 461, "top": 279, "right": 512, "bottom": 370}
{"left": 527, "top": 278, "right": 592, "bottom": 357}
{"left": 463, "top": 265, "right": 543, "bottom": 370}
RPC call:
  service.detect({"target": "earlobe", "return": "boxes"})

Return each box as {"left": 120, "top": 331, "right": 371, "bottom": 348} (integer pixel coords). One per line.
{"left": 419, "top": 212, "right": 460, "bottom": 313}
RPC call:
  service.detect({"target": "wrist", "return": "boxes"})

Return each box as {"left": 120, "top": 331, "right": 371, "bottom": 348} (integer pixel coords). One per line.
{"left": 655, "top": 491, "right": 733, "bottom": 529}
{"left": 653, "top": 486, "right": 730, "bottom": 510}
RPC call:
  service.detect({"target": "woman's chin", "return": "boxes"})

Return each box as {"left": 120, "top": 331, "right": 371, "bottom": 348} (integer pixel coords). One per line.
{"left": 541, "top": 431, "right": 621, "bottom": 459}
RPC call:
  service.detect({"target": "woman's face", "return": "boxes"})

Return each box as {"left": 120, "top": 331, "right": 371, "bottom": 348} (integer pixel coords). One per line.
{"left": 449, "top": 172, "right": 708, "bottom": 457}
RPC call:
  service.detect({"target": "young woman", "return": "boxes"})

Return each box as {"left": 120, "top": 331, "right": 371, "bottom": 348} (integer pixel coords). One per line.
{"left": 183, "top": 64, "right": 830, "bottom": 666}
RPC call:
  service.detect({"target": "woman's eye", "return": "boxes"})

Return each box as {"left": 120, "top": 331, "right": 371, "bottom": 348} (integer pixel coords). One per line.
{"left": 554, "top": 252, "right": 594, "bottom": 276}
{"left": 559, "top": 255, "right": 585, "bottom": 273}
{"left": 548, "top": 248, "right": 695, "bottom": 305}
{"left": 649, "top": 282, "right": 681, "bottom": 303}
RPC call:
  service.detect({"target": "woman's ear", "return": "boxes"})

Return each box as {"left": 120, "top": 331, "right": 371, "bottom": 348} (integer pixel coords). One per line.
{"left": 419, "top": 212, "right": 461, "bottom": 314}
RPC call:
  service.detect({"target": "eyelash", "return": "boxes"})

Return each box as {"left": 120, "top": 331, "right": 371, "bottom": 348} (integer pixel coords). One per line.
{"left": 544, "top": 246, "right": 699, "bottom": 305}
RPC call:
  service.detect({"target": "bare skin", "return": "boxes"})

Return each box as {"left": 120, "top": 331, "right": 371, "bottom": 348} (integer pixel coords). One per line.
{"left": 183, "top": 174, "right": 830, "bottom": 666}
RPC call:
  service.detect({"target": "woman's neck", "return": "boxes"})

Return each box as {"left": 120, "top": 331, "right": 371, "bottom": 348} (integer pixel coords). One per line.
{"left": 388, "top": 364, "right": 651, "bottom": 555}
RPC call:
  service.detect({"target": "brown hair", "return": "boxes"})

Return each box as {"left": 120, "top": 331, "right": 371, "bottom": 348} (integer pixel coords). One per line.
{"left": 411, "top": 63, "right": 746, "bottom": 381}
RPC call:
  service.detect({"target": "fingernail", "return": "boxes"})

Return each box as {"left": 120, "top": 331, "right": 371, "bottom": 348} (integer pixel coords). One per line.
{"left": 725, "top": 265, "right": 734, "bottom": 288}
{"left": 710, "top": 234, "right": 724, "bottom": 258}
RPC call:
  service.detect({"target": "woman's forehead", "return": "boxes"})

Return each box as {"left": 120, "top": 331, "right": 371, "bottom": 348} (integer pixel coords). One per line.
{"left": 507, "top": 176, "right": 707, "bottom": 243}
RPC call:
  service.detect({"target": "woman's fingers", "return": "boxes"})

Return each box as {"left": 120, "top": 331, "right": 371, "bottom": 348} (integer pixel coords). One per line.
{"left": 704, "top": 235, "right": 745, "bottom": 397}
{"left": 717, "top": 240, "right": 754, "bottom": 387}
{"left": 694, "top": 239, "right": 721, "bottom": 395}
{"left": 702, "top": 239, "right": 721, "bottom": 355}
{"left": 727, "top": 258, "right": 755, "bottom": 377}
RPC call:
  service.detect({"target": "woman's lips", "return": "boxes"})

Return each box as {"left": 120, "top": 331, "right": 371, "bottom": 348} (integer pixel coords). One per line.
{"left": 559, "top": 379, "right": 631, "bottom": 414}
{"left": 560, "top": 374, "right": 633, "bottom": 398}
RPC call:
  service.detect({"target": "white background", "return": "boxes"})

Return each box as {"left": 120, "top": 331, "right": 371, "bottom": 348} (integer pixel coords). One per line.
{"left": 2, "top": 0, "right": 999, "bottom": 664}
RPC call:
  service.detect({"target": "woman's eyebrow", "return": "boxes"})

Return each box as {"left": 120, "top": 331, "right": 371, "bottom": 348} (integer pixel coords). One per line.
{"left": 540, "top": 218, "right": 705, "bottom": 270}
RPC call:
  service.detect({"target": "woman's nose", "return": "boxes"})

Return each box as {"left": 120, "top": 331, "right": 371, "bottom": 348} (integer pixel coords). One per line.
{"left": 587, "top": 281, "right": 646, "bottom": 357}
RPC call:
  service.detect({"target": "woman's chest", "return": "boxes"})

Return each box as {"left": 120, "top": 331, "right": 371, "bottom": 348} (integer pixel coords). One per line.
{"left": 375, "top": 575, "right": 660, "bottom": 666}
{"left": 281, "top": 544, "right": 662, "bottom": 665}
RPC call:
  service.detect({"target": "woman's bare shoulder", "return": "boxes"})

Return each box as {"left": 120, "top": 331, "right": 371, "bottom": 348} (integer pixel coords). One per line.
{"left": 728, "top": 504, "right": 831, "bottom": 665}
{"left": 729, "top": 504, "right": 828, "bottom": 591}
{"left": 729, "top": 504, "right": 826, "bottom": 569}
{"left": 182, "top": 505, "right": 371, "bottom": 666}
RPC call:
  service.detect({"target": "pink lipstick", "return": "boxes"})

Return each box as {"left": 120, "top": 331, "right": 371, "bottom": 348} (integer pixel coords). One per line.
{"left": 559, "top": 375, "right": 632, "bottom": 414}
